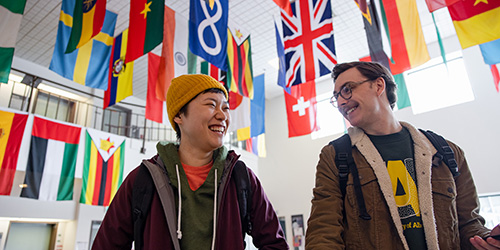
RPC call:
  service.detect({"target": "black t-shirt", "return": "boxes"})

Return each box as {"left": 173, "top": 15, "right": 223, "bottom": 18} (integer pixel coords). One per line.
{"left": 368, "top": 127, "right": 427, "bottom": 250}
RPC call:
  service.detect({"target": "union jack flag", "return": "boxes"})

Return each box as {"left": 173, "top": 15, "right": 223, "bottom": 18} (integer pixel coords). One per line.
{"left": 279, "top": 0, "right": 337, "bottom": 88}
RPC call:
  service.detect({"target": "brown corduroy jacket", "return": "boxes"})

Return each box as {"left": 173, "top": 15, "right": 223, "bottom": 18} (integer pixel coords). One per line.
{"left": 306, "top": 122, "right": 490, "bottom": 250}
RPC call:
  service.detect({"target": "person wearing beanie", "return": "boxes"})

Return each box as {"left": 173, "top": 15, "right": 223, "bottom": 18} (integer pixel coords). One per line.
{"left": 93, "top": 74, "right": 288, "bottom": 250}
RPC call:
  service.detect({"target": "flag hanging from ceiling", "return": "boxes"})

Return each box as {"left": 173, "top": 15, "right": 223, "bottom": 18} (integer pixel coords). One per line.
{"left": 21, "top": 116, "right": 82, "bottom": 201}
{"left": 273, "top": 0, "right": 293, "bottom": 16}
{"left": 229, "top": 91, "right": 251, "bottom": 134}
{"left": 49, "top": 5, "right": 117, "bottom": 90}
{"left": 155, "top": 5, "right": 189, "bottom": 101}
{"left": 146, "top": 53, "right": 167, "bottom": 124}
{"left": 448, "top": 0, "right": 500, "bottom": 49}
{"left": 284, "top": 80, "right": 318, "bottom": 138}
{"left": 480, "top": 38, "right": 500, "bottom": 65}
{"left": 189, "top": 0, "right": 228, "bottom": 70}
{"left": 125, "top": 0, "right": 164, "bottom": 63}
{"left": 355, "top": 0, "right": 390, "bottom": 70}
{"left": 381, "top": 0, "right": 430, "bottom": 74}
{"left": 104, "top": 29, "right": 134, "bottom": 109}
{"left": 491, "top": 64, "right": 500, "bottom": 92}
{"left": 0, "top": 109, "right": 28, "bottom": 195}
{"left": 237, "top": 74, "right": 265, "bottom": 141}
{"left": 65, "top": 0, "right": 106, "bottom": 53}
{"left": 0, "top": 0, "right": 27, "bottom": 84}
{"left": 245, "top": 134, "right": 266, "bottom": 158}
{"left": 200, "top": 61, "right": 227, "bottom": 87}
{"left": 274, "top": 15, "right": 290, "bottom": 94}
{"left": 227, "top": 22, "right": 254, "bottom": 99}
{"left": 80, "top": 128, "right": 125, "bottom": 206}
{"left": 424, "top": 0, "right": 460, "bottom": 12}
{"left": 279, "top": 0, "right": 337, "bottom": 88}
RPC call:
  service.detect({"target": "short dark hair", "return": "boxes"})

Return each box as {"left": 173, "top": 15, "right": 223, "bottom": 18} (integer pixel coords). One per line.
{"left": 174, "top": 88, "right": 227, "bottom": 140}
{"left": 332, "top": 61, "right": 397, "bottom": 109}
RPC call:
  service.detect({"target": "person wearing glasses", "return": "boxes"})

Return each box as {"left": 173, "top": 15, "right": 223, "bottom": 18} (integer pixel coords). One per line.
{"left": 305, "top": 61, "right": 500, "bottom": 249}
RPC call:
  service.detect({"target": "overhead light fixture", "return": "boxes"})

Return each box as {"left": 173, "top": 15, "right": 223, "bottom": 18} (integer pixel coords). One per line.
{"left": 19, "top": 184, "right": 27, "bottom": 188}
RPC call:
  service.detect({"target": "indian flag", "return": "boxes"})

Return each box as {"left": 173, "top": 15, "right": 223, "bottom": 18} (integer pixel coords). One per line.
{"left": 0, "top": 0, "right": 28, "bottom": 83}
{"left": 0, "top": 109, "right": 28, "bottom": 195}
{"left": 20, "top": 116, "right": 82, "bottom": 201}
{"left": 80, "top": 128, "right": 125, "bottom": 206}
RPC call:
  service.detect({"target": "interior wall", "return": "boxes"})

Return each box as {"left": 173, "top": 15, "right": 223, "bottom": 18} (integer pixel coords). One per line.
{"left": 259, "top": 46, "right": 500, "bottom": 245}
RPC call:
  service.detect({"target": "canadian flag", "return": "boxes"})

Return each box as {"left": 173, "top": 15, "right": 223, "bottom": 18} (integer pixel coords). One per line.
{"left": 284, "top": 80, "right": 318, "bottom": 138}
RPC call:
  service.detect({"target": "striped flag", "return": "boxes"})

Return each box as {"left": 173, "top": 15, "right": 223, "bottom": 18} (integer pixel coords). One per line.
{"left": 21, "top": 116, "right": 81, "bottom": 201}
{"left": 449, "top": 0, "right": 500, "bottom": 49}
{"left": 227, "top": 22, "right": 254, "bottom": 99}
{"left": 380, "top": 0, "right": 430, "bottom": 74}
{"left": 80, "top": 128, "right": 125, "bottom": 206}
{"left": 146, "top": 53, "right": 167, "bottom": 124}
{"left": 65, "top": 0, "right": 106, "bottom": 53}
{"left": 200, "top": 60, "right": 227, "bottom": 87}
{"left": 236, "top": 74, "right": 265, "bottom": 141}
{"left": 245, "top": 134, "right": 266, "bottom": 158}
{"left": 125, "top": 0, "right": 164, "bottom": 63}
{"left": 0, "top": 109, "right": 28, "bottom": 195}
{"left": 49, "top": 6, "right": 117, "bottom": 90}
{"left": 103, "top": 29, "right": 134, "bottom": 109}
{"left": 0, "top": 0, "right": 27, "bottom": 83}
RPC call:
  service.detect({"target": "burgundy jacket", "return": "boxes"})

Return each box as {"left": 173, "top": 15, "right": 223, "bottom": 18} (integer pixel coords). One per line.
{"left": 92, "top": 150, "right": 288, "bottom": 250}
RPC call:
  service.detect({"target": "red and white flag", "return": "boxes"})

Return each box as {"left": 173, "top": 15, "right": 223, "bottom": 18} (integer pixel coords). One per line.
{"left": 284, "top": 80, "right": 318, "bottom": 138}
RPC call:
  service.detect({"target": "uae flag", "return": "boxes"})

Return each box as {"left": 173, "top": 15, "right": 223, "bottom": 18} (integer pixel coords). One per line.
{"left": 21, "top": 116, "right": 82, "bottom": 201}
{"left": 80, "top": 128, "right": 125, "bottom": 206}
{"left": 0, "top": 109, "right": 28, "bottom": 195}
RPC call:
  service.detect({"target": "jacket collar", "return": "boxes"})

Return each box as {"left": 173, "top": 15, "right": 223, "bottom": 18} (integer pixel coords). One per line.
{"left": 347, "top": 122, "right": 440, "bottom": 250}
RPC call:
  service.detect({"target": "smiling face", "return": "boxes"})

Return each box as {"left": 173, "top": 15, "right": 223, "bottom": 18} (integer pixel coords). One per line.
{"left": 174, "top": 91, "right": 230, "bottom": 153}
{"left": 333, "top": 67, "right": 386, "bottom": 131}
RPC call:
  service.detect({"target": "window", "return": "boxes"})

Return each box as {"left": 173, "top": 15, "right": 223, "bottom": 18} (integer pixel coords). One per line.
{"left": 479, "top": 193, "right": 500, "bottom": 229}
{"left": 102, "top": 106, "right": 131, "bottom": 136}
{"left": 33, "top": 91, "right": 76, "bottom": 123}
{"left": 311, "top": 92, "right": 346, "bottom": 140}
{"left": 404, "top": 52, "right": 475, "bottom": 114}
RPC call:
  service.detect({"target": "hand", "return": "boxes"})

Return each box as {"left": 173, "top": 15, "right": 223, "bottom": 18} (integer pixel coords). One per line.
{"left": 470, "top": 224, "right": 500, "bottom": 250}
{"left": 470, "top": 235, "right": 500, "bottom": 250}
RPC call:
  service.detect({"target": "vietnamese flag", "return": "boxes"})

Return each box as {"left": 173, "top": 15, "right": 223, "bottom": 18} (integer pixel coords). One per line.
{"left": 449, "top": 0, "right": 500, "bottom": 49}
{"left": 125, "top": 0, "right": 164, "bottom": 63}
{"left": 0, "top": 110, "right": 28, "bottom": 195}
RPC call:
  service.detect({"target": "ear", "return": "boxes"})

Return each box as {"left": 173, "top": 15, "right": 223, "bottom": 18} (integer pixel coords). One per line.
{"left": 173, "top": 114, "right": 182, "bottom": 126}
{"left": 374, "top": 77, "right": 386, "bottom": 97}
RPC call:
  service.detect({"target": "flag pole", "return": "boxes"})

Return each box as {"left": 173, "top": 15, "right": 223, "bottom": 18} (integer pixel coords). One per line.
{"left": 140, "top": 116, "right": 147, "bottom": 154}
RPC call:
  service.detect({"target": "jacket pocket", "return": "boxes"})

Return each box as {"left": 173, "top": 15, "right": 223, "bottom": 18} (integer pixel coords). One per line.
{"left": 432, "top": 179, "right": 459, "bottom": 247}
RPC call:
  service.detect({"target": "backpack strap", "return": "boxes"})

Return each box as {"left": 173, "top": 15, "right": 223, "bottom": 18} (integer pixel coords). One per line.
{"left": 419, "top": 129, "right": 460, "bottom": 177}
{"left": 232, "top": 160, "right": 253, "bottom": 247}
{"left": 132, "top": 163, "right": 155, "bottom": 250}
{"left": 329, "top": 134, "right": 371, "bottom": 220}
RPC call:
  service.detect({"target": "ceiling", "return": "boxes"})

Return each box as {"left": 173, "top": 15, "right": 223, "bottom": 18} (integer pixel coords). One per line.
{"left": 13, "top": 0, "right": 457, "bottom": 101}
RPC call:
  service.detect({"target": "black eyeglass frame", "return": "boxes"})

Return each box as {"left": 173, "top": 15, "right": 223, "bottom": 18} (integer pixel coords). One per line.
{"left": 330, "top": 78, "right": 374, "bottom": 107}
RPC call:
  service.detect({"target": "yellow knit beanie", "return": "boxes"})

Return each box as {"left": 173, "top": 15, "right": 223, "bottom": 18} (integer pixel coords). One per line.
{"left": 167, "top": 74, "right": 228, "bottom": 129}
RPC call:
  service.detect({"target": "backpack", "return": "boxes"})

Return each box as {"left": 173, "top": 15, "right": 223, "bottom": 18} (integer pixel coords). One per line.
{"left": 329, "top": 129, "right": 460, "bottom": 221}
{"left": 131, "top": 160, "right": 252, "bottom": 250}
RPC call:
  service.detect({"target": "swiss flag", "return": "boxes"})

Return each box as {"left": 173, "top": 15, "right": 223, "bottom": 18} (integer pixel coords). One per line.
{"left": 284, "top": 80, "right": 319, "bottom": 138}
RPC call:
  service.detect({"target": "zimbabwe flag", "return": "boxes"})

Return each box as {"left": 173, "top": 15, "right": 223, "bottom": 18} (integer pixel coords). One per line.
{"left": 227, "top": 25, "right": 254, "bottom": 99}
{"left": 80, "top": 128, "right": 125, "bottom": 206}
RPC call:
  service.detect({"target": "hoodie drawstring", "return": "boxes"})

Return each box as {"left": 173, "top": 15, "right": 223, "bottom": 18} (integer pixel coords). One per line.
{"left": 211, "top": 168, "right": 218, "bottom": 250}
{"left": 175, "top": 164, "right": 183, "bottom": 240}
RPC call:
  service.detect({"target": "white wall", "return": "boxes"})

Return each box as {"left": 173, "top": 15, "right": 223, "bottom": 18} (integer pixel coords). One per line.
{"left": 259, "top": 46, "right": 500, "bottom": 245}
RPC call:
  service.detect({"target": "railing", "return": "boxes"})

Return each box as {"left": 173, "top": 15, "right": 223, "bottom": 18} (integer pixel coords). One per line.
{"left": 2, "top": 78, "right": 242, "bottom": 149}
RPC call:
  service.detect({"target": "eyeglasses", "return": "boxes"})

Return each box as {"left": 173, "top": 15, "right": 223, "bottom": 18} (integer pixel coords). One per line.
{"left": 330, "top": 79, "right": 372, "bottom": 108}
